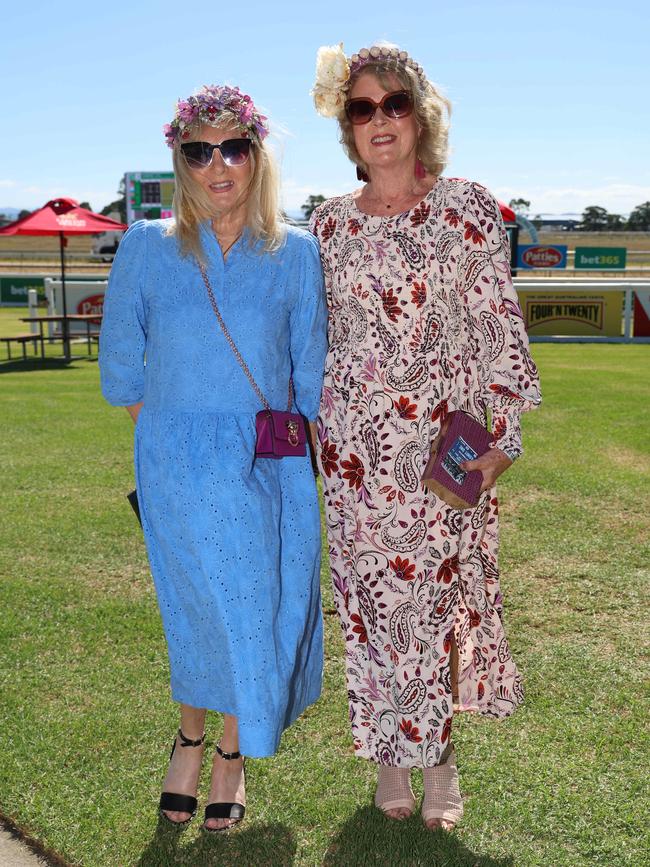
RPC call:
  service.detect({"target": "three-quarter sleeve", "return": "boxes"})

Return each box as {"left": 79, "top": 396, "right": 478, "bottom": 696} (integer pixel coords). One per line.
{"left": 289, "top": 232, "right": 327, "bottom": 421}
{"left": 99, "top": 221, "right": 148, "bottom": 406}
{"left": 461, "top": 183, "right": 541, "bottom": 459}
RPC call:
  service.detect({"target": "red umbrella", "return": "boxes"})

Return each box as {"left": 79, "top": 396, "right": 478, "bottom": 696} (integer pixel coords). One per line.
{"left": 0, "top": 198, "right": 127, "bottom": 361}
{"left": 498, "top": 202, "right": 517, "bottom": 224}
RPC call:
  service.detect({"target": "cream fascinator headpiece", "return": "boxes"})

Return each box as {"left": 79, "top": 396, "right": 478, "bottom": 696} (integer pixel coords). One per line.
{"left": 311, "top": 43, "right": 350, "bottom": 118}
{"left": 311, "top": 43, "right": 427, "bottom": 118}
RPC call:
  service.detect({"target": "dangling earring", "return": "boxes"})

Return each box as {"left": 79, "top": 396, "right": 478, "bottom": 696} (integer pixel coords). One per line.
{"left": 415, "top": 158, "right": 426, "bottom": 180}
{"left": 356, "top": 166, "right": 370, "bottom": 182}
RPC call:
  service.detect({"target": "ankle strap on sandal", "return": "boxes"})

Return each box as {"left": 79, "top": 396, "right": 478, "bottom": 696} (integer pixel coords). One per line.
{"left": 178, "top": 728, "right": 206, "bottom": 748}
{"left": 215, "top": 742, "right": 242, "bottom": 760}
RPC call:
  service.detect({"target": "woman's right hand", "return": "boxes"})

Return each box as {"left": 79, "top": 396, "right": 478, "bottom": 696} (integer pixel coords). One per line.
{"left": 460, "top": 447, "right": 513, "bottom": 492}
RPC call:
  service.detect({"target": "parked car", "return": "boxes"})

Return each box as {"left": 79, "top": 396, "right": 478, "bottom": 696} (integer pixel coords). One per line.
{"left": 92, "top": 213, "right": 124, "bottom": 261}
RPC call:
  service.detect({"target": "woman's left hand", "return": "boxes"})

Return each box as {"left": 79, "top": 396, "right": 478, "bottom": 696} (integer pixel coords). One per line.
{"left": 459, "top": 448, "right": 513, "bottom": 493}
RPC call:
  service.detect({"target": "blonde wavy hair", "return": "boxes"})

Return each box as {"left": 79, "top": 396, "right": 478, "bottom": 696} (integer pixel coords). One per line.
{"left": 168, "top": 116, "right": 285, "bottom": 261}
{"left": 338, "top": 59, "right": 451, "bottom": 179}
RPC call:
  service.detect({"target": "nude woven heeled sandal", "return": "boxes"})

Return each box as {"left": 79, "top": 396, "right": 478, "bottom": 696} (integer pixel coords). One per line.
{"left": 375, "top": 766, "right": 416, "bottom": 818}
{"left": 421, "top": 744, "right": 464, "bottom": 830}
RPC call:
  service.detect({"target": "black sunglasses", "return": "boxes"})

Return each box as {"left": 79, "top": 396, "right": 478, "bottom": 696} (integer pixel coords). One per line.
{"left": 345, "top": 90, "right": 413, "bottom": 125}
{"left": 180, "top": 138, "right": 253, "bottom": 169}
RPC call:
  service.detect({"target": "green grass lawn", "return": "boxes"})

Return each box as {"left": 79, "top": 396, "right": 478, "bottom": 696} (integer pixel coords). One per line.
{"left": 0, "top": 344, "right": 648, "bottom": 867}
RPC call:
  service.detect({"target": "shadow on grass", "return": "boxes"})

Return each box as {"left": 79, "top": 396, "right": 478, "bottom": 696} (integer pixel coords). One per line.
{"left": 136, "top": 815, "right": 296, "bottom": 867}
{"left": 323, "top": 806, "right": 514, "bottom": 867}
{"left": 0, "top": 357, "right": 96, "bottom": 374}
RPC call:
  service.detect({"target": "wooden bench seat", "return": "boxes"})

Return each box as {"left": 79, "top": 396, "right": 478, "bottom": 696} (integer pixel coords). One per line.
{"left": 0, "top": 333, "right": 45, "bottom": 361}
{"left": 1, "top": 325, "right": 101, "bottom": 362}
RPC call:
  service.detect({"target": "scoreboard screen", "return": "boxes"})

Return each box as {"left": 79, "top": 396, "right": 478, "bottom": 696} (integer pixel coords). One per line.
{"left": 125, "top": 172, "right": 175, "bottom": 223}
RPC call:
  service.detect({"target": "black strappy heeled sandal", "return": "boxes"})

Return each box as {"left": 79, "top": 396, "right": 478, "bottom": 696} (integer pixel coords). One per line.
{"left": 202, "top": 742, "right": 246, "bottom": 833}
{"left": 159, "top": 728, "right": 206, "bottom": 826}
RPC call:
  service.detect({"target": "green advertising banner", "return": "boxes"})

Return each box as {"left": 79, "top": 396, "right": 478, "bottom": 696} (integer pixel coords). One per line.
{"left": 0, "top": 276, "right": 45, "bottom": 305}
{"left": 0, "top": 275, "right": 105, "bottom": 306}
{"left": 574, "top": 247, "right": 627, "bottom": 270}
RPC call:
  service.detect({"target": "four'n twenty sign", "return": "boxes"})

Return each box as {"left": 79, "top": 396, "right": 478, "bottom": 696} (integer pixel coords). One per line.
{"left": 515, "top": 290, "right": 625, "bottom": 337}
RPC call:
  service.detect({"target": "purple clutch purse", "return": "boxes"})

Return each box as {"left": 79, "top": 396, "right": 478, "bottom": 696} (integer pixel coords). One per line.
{"left": 422, "top": 410, "right": 493, "bottom": 508}
{"left": 255, "top": 409, "right": 307, "bottom": 458}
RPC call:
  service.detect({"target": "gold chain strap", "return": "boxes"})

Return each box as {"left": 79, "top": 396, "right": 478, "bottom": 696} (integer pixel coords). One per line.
{"left": 198, "top": 262, "right": 292, "bottom": 412}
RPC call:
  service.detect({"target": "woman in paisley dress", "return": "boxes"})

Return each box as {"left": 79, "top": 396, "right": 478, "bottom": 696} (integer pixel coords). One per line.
{"left": 309, "top": 43, "right": 541, "bottom": 830}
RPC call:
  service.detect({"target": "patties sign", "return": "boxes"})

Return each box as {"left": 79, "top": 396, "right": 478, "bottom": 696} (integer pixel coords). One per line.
{"left": 77, "top": 293, "right": 104, "bottom": 323}
{"left": 516, "top": 245, "right": 568, "bottom": 270}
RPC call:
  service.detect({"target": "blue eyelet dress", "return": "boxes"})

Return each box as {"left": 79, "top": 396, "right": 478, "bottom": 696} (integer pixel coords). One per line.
{"left": 99, "top": 219, "right": 327, "bottom": 757}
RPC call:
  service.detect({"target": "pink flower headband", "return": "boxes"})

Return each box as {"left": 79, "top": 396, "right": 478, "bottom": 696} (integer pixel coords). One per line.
{"left": 164, "top": 84, "right": 269, "bottom": 148}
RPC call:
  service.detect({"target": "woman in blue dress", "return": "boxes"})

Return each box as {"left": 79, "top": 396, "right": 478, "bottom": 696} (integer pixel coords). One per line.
{"left": 99, "top": 85, "right": 327, "bottom": 832}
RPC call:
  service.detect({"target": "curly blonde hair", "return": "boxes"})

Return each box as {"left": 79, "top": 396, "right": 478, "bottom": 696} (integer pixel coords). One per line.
{"left": 167, "top": 116, "right": 285, "bottom": 261}
{"left": 338, "top": 60, "right": 451, "bottom": 179}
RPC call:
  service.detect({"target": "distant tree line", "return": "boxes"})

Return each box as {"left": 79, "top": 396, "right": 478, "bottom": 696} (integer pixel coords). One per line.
{"left": 0, "top": 209, "right": 31, "bottom": 226}
{"left": 301, "top": 195, "right": 326, "bottom": 220}
{"left": 100, "top": 178, "right": 127, "bottom": 223}
{"left": 3, "top": 188, "right": 649, "bottom": 232}
{"left": 577, "top": 204, "right": 650, "bottom": 231}
{"left": 508, "top": 198, "right": 650, "bottom": 231}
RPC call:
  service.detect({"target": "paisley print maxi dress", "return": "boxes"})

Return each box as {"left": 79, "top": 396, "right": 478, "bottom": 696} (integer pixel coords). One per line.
{"left": 310, "top": 178, "right": 541, "bottom": 768}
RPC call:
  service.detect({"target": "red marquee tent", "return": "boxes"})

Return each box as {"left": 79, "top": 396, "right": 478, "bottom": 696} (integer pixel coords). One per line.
{"left": 0, "top": 198, "right": 127, "bottom": 360}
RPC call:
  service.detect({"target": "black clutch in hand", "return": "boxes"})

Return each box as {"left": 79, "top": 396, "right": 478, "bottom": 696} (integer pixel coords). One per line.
{"left": 126, "top": 489, "right": 142, "bottom": 526}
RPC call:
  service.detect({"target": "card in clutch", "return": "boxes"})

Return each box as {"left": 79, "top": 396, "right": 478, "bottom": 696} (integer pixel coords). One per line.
{"left": 422, "top": 410, "right": 493, "bottom": 509}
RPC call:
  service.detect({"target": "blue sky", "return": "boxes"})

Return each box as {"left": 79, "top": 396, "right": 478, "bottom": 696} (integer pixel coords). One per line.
{"left": 2, "top": 0, "right": 648, "bottom": 218}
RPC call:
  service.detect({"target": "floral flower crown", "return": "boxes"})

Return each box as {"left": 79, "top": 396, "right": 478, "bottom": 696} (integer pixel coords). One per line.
{"left": 312, "top": 43, "right": 427, "bottom": 118}
{"left": 164, "top": 84, "right": 269, "bottom": 148}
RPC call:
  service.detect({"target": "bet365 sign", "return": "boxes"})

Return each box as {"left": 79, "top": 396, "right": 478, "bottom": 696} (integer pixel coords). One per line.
{"left": 574, "top": 247, "right": 626, "bottom": 270}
